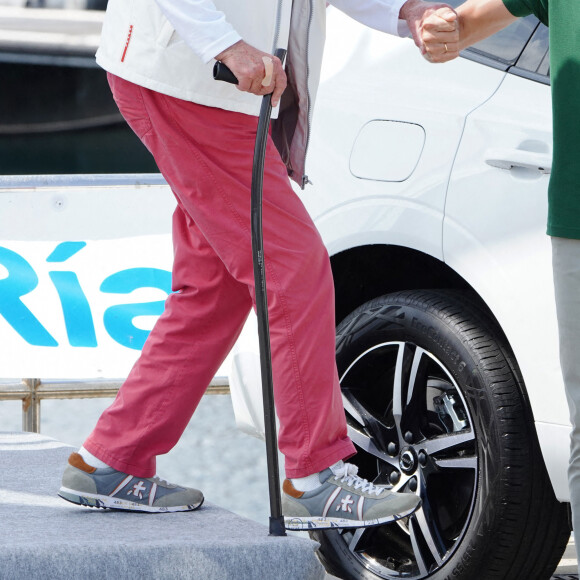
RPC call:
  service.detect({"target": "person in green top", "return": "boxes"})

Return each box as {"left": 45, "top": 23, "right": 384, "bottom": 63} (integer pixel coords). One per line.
{"left": 420, "top": 0, "right": 580, "bottom": 570}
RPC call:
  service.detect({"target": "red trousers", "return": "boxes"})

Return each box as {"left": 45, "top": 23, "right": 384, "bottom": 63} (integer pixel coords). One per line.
{"left": 84, "top": 74, "right": 355, "bottom": 478}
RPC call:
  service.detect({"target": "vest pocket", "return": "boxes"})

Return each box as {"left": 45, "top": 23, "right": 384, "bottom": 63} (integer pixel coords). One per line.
{"left": 157, "top": 19, "right": 178, "bottom": 48}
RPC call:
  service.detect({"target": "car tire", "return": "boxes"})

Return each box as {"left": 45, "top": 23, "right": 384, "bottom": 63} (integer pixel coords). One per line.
{"left": 313, "top": 289, "right": 570, "bottom": 580}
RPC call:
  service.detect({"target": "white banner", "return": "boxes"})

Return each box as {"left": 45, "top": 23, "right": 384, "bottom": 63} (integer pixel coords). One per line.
{"left": 0, "top": 180, "right": 179, "bottom": 378}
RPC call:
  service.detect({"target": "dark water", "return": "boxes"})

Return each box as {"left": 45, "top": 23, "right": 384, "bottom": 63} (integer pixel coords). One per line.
{"left": 0, "top": 123, "right": 158, "bottom": 175}
{"left": 0, "top": 60, "right": 158, "bottom": 175}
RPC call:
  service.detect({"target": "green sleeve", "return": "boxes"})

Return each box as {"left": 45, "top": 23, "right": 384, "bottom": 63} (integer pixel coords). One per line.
{"left": 502, "top": 0, "right": 548, "bottom": 24}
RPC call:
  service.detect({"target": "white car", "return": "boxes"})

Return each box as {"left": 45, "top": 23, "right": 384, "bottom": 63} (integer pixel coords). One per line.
{"left": 253, "top": 5, "right": 568, "bottom": 580}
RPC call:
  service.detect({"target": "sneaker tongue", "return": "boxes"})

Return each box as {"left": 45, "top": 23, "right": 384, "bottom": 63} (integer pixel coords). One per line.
{"left": 329, "top": 460, "right": 345, "bottom": 476}
{"left": 329, "top": 461, "right": 358, "bottom": 480}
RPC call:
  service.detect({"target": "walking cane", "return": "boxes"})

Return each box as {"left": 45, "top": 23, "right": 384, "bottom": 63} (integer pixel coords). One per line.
{"left": 214, "top": 49, "right": 287, "bottom": 537}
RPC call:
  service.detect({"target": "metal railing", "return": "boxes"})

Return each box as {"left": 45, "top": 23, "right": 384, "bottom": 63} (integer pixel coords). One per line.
{"left": 0, "top": 173, "right": 167, "bottom": 188}
{"left": 0, "top": 377, "right": 230, "bottom": 433}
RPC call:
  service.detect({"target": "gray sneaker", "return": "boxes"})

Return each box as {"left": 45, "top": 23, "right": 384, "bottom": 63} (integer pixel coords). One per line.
{"left": 58, "top": 453, "right": 204, "bottom": 513}
{"left": 283, "top": 462, "right": 420, "bottom": 530}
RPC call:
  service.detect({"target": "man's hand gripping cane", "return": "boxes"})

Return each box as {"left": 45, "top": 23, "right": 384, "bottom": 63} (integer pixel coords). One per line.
{"left": 215, "top": 40, "right": 287, "bottom": 107}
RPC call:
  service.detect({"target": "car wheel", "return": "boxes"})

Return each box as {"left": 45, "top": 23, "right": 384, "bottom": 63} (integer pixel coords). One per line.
{"left": 313, "top": 289, "right": 570, "bottom": 580}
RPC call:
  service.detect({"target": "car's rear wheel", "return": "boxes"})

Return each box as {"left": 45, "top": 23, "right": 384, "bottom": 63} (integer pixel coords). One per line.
{"left": 313, "top": 289, "right": 570, "bottom": 580}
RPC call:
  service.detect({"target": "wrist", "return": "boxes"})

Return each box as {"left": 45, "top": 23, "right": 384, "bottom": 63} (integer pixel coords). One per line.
{"left": 215, "top": 39, "right": 243, "bottom": 62}
{"left": 399, "top": 0, "right": 423, "bottom": 22}
{"left": 455, "top": 4, "right": 475, "bottom": 51}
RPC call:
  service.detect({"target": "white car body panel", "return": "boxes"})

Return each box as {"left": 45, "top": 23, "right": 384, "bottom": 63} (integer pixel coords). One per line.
{"left": 536, "top": 421, "right": 571, "bottom": 500}
{"left": 302, "top": 9, "right": 508, "bottom": 264}
{"left": 444, "top": 72, "right": 564, "bottom": 422}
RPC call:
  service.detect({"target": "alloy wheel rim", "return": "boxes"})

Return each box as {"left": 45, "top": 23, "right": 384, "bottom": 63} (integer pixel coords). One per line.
{"left": 338, "top": 341, "right": 479, "bottom": 578}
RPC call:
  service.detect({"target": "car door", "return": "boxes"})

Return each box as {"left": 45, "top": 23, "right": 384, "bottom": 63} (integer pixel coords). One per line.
{"left": 443, "top": 25, "right": 569, "bottom": 497}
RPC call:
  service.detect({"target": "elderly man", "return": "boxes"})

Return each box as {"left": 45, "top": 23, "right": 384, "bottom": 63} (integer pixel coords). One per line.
{"left": 59, "top": 0, "right": 455, "bottom": 531}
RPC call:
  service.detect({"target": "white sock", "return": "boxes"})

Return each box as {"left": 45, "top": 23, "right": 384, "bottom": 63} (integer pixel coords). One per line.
{"left": 78, "top": 446, "right": 110, "bottom": 469}
{"left": 291, "top": 460, "right": 345, "bottom": 492}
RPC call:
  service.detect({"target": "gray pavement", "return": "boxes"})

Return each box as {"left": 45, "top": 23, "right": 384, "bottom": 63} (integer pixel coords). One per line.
{"left": 0, "top": 432, "right": 325, "bottom": 580}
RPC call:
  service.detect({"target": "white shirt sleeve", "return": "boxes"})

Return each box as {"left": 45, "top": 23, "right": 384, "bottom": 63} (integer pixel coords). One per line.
{"left": 328, "top": 0, "right": 411, "bottom": 37}
{"left": 154, "top": 0, "right": 242, "bottom": 63}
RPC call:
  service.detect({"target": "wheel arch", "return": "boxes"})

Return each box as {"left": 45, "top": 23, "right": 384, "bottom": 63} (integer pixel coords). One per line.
{"left": 331, "top": 244, "right": 488, "bottom": 326}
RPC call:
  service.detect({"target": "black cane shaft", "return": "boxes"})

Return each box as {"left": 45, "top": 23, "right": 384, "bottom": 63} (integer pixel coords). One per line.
{"left": 213, "top": 47, "right": 288, "bottom": 535}
{"left": 250, "top": 48, "right": 287, "bottom": 536}
{"left": 215, "top": 47, "right": 287, "bottom": 536}
{"left": 252, "top": 95, "right": 283, "bottom": 535}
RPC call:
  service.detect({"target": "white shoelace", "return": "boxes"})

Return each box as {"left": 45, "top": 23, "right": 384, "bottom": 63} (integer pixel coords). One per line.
{"left": 332, "top": 463, "right": 384, "bottom": 496}
{"left": 152, "top": 475, "right": 177, "bottom": 488}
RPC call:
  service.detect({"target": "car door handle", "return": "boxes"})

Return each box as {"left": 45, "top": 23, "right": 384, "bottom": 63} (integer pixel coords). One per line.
{"left": 485, "top": 149, "right": 551, "bottom": 174}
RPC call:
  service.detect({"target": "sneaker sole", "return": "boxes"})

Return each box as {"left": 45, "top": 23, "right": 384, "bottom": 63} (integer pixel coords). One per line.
{"left": 58, "top": 487, "right": 204, "bottom": 513}
{"left": 283, "top": 502, "right": 419, "bottom": 530}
